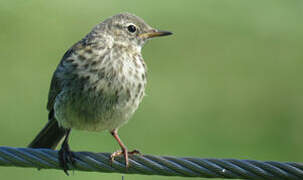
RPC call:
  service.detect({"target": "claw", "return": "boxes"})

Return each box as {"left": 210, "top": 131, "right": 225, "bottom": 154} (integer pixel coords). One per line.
{"left": 58, "top": 142, "right": 75, "bottom": 175}
{"left": 110, "top": 129, "right": 141, "bottom": 168}
{"left": 110, "top": 149, "right": 141, "bottom": 167}
{"left": 110, "top": 150, "right": 123, "bottom": 166}
{"left": 58, "top": 129, "right": 75, "bottom": 175}
{"left": 129, "top": 149, "right": 141, "bottom": 155}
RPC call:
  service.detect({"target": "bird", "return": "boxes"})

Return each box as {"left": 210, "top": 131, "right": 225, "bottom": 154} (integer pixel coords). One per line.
{"left": 28, "top": 12, "right": 172, "bottom": 175}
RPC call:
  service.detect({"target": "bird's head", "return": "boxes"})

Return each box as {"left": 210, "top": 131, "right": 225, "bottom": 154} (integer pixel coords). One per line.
{"left": 93, "top": 13, "right": 172, "bottom": 51}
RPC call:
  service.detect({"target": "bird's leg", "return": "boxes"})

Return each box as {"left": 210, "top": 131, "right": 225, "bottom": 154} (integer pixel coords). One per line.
{"left": 58, "top": 129, "right": 75, "bottom": 175}
{"left": 110, "top": 129, "right": 129, "bottom": 167}
{"left": 110, "top": 129, "right": 141, "bottom": 167}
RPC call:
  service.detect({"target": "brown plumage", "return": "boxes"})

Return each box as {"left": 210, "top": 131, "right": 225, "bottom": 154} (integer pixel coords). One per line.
{"left": 28, "top": 13, "right": 172, "bottom": 175}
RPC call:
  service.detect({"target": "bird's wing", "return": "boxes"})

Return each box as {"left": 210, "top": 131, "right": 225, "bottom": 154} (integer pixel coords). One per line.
{"left": 46, "top": 46, "right": 75, "bottom": 112}
{"left": 46, "top": 38, "right": 90, "bottom": 113}
{"left": 47, "top": 39, "right": 88, "bottom": 111}
{"left": 47, "top": 74, "right": 62, "bottom": 112}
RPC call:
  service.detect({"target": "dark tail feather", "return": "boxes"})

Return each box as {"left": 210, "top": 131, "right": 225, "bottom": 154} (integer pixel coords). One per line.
{"left": 28, "top": 119, "right": 66, "bottom": 149}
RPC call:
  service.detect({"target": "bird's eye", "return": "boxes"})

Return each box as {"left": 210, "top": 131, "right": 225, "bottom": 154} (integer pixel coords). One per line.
{"left": 127, "top": 25, "right": 137, "bottom": 33}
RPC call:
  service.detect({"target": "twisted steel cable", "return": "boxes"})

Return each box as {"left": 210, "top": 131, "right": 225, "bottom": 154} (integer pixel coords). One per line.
{"left": 0, "top": 146, "right": 302, "bottom": 179}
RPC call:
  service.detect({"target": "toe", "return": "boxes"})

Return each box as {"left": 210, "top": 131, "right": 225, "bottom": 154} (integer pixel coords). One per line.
{"left": 58, "top": 148, "right": 75, "bottom": 175}
{"left": 129, "top": 149, "right": 141, "bottom": 155}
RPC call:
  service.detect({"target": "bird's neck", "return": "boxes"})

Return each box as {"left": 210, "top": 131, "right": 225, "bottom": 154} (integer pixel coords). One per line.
{"left": 113, "top": 41, "right": 142, "bottom": 53}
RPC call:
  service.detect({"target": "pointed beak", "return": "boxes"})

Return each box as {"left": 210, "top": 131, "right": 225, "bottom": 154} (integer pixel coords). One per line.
{"left": 139, "top": 30, "right": 173, "bottom": 39}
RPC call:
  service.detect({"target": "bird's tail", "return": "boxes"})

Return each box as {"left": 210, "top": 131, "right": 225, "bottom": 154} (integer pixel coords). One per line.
{"left": 28, "top": 119, "right": 66, "bottom": 149}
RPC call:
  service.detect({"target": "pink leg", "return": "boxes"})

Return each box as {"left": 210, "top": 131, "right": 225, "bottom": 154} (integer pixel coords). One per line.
{"left": 110, "top": 129, "right": 140, "bottom": 167}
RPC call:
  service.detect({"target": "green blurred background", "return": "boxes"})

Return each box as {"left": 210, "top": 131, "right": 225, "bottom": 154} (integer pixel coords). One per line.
{"left": 0, "top": 0, "right": 303, "bottom": 179}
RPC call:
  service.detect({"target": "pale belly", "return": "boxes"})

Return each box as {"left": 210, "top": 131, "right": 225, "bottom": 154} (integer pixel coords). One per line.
{"left": 54, "top": 81, "right": 145, "bottom": 132}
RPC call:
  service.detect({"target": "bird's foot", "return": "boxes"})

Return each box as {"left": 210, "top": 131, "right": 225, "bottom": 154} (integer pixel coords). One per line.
{"left": 110, "top": 149, "right": 141, "bottom": 167}
{"left": 58, "top": 143, "right": 75, "bottom": 175}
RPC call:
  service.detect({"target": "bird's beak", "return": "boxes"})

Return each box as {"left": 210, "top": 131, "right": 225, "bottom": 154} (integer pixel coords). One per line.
{"left": 139, "top": 29, "right": 173, "bottom": 39}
